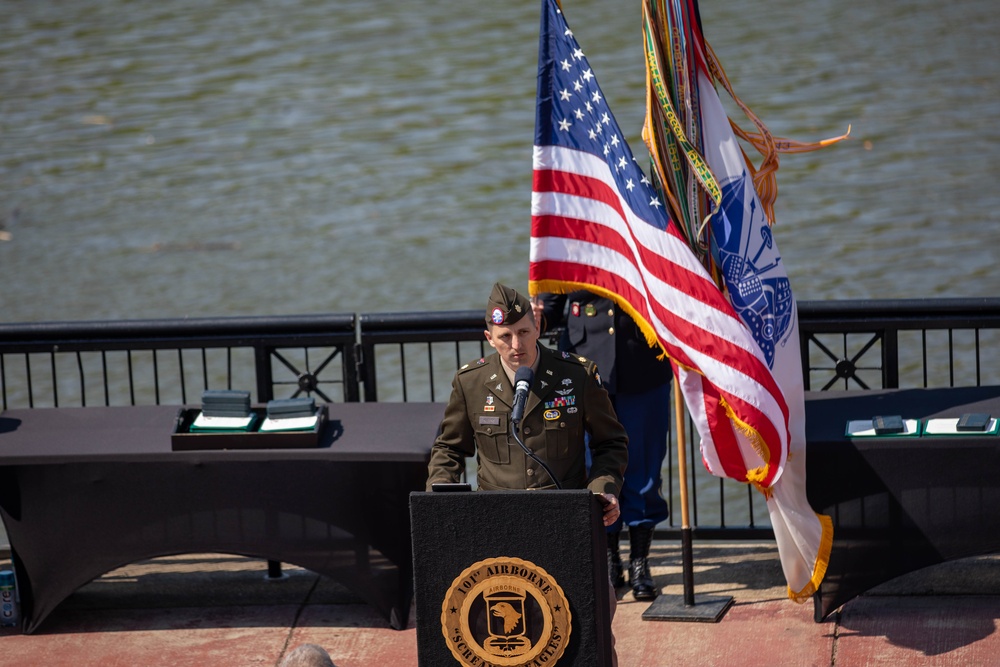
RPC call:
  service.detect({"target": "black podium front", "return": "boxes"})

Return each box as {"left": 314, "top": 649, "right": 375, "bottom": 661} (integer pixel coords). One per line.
{"left": 410, "top": 489, "right": 613, "bottom": 667}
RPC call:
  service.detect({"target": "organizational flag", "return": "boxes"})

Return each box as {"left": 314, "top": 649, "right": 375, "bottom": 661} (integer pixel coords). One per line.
{"left": 696, "top": 52, "right": 832, "bottom": 603}
{"left": 529, "top": 0, "right": 791, "bottom": 493}
{"left": 638, "top": 0, "right": 839, "bottom": 600}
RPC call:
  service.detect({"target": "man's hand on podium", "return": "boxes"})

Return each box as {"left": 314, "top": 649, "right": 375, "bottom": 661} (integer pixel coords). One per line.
{"left": 595, "top": 493, "right": 620, "bottom": 527}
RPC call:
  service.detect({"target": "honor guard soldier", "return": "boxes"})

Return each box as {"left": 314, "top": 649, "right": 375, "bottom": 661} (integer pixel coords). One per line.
{"left": 535, "top": 290, "right": 671, "bottom": 601}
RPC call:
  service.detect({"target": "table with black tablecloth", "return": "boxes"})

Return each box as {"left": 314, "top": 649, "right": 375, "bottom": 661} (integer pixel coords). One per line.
{"left": 805, "top": 386, "right": 1000, "bottom": 621}
{"left": 0, "top": 402, "right": 444, "bottom": 633}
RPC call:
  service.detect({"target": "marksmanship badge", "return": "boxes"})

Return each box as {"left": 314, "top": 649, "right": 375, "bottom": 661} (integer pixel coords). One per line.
{"left": 441, "top": 556, "right": 572, "bottom": 666}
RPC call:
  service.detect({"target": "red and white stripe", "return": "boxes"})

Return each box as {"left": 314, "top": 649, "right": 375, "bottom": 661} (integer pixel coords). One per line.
{"left": 530, "top": 143, "right": 790, "bottom": 488}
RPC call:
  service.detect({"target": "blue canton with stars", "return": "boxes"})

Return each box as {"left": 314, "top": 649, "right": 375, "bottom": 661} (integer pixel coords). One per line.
{"left": 535, "top": 0, "right": 670, "bottom": 231}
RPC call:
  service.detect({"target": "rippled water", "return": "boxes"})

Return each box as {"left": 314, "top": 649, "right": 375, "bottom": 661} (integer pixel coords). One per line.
{"left": 2, "top": 0, "right": 999, "bottom": 323}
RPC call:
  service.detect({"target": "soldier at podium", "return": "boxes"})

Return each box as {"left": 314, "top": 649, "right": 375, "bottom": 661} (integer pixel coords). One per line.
{"left": 426, "top": 282, "right": 628, "bottom": 529}
{"left": 426, "top": 282, "right": 628, "bottom": 666}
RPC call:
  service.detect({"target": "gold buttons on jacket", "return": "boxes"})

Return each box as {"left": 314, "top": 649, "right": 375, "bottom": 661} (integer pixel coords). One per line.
{"left": 608, "top": 327, "right": 614, "bottom": 335}
{"left": 607, "top": 309, "right": 614, "bottom": 316}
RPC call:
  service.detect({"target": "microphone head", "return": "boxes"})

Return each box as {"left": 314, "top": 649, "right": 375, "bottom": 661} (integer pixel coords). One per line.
{"left": 514, "top": 366, "right": 534, "bottom": 385}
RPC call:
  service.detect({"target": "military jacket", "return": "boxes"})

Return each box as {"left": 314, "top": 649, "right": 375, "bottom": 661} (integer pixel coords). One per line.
{"left": 426, "top": 344, "right": 628, "bottom": 495}
{"left": 538, "top": 291, "right": 671, "bottom": 395}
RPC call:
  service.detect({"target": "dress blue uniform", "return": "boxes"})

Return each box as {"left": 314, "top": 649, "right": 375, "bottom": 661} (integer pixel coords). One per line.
{"left": 538, "top": 291, "right": 671, "bottom": 599}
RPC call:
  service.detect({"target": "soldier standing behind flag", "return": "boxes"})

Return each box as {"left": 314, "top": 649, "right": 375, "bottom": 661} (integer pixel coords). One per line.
{"left": 534, "top": 291, "right": 671, "bottom": 601}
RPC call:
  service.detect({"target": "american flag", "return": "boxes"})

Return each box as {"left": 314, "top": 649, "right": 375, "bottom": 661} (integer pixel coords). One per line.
{"left": 529, "top": 0, "right": 790, "bottom": 491}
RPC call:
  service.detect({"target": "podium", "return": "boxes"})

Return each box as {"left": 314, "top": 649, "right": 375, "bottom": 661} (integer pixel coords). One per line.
{"left": 410, "top": 489, "right": 614, "bottom": 666}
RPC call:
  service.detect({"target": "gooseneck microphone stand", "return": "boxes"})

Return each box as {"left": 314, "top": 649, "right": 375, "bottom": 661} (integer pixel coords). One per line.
{"left": 510, "top": 416, "right": 562, "bottom": 490}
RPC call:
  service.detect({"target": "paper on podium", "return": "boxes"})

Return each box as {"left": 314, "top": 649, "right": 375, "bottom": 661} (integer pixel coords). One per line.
{"left": 845, "top": 419, "right": 920, "bottom": 437}
{"left": 922, "top": 417, "right": 1000, "bottom": 436}
{"left": 259, "top": 414, "right": 319, "bottom": 432}
{"left": 191, "top": 412, "right": 257, "bottom": 431}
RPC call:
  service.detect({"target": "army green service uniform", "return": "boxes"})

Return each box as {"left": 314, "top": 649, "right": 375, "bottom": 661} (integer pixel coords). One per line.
{"left": 426, "top": 282, "right": 625, "bottom": 667}
{"left": 426, "top": 344, "right": 628, "bottom": 495}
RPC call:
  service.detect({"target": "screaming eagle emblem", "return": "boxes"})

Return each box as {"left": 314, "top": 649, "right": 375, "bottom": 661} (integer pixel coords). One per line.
{"left": 441, "top": 556, "right": 572, "bottom": 666}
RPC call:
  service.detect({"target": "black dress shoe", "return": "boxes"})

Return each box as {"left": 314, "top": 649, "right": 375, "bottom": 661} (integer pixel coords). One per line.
{"left": 629, "top": 557, "right": 658, "bottom": 600}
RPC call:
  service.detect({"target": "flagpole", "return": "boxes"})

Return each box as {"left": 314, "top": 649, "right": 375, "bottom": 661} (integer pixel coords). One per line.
{"left": 641, "top": 375, "right": 733, "bottom": 622}
{"left": 673, "top": 375, "right": 696, "bottom": 606}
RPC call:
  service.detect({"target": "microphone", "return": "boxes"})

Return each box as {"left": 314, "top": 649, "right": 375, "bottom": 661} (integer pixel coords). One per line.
{"left": 510, "top": 366, "right": 562, "bottom": 489}
{"left": 507, "top": 365, "right": 561, "bottom": 489}
{"left": 510, "top": 366, "right": 533, "bottom": 425}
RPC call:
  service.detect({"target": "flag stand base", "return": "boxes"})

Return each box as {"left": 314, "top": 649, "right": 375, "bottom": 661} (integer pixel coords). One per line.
{"left": 641, "top": 524, "right": 734, "bottom": 622}
{"left": 641, "top": 593, "right": 734, "bottom": 623}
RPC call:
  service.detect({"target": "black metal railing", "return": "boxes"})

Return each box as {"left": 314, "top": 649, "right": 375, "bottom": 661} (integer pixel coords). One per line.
{"left": 0, "top": 314, "right": 359, "bottom": 408}
{"left": 4, "top": 298, "right": 1000, "bottom": 539}
{"left": 357, "top": 310, "right": 487, "bottom": 403}
{"left": 799, "top": 298, "right": 1000, "bottom": 390}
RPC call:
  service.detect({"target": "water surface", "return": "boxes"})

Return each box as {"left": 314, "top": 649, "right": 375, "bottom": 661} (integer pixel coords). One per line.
{"left": 2, "top": 0, "right": 998, "bottom": 320}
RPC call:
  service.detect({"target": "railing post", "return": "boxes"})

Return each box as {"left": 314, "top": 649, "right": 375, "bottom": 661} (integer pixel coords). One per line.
{"left": 799, "top": 329, "right": 812, "bottom": 390}
{"left": 882, "top": 328, "right": 899, "bottom": 389}
{"left": 361, "top": 340, "right": 379, "bottom": 402}
{"left": 254, "top": 346, "right": 274, "bottom": 403}
{"left": 344, "top": 342, "right": 361, "bottom": 403}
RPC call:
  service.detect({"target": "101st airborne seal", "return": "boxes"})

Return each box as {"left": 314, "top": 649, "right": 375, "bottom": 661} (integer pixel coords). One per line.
{"left": 441, "top": 556, "right": 572, "bottom": 666}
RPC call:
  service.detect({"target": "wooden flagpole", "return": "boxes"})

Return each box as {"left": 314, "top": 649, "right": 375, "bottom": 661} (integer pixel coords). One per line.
{"left": 642, "top": 375, "right": 733, "bottom": 622}
{"left": 673, "top": 374, "right": 696, "bottom": 606}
